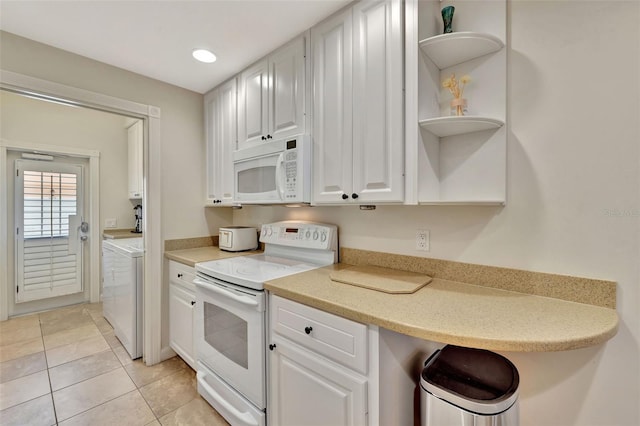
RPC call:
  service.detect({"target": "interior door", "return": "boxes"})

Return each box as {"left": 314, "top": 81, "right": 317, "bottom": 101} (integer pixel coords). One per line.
{"left": 14, "top": 159, "right": 84, "bottom": 303}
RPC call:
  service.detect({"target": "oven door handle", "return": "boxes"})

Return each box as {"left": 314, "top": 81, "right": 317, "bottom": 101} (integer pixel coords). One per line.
{"left": 197, "top": 371, "right": 260, "bottom": 426}
{"left": 194, "top": 278, "right": 259, "bottom": 307}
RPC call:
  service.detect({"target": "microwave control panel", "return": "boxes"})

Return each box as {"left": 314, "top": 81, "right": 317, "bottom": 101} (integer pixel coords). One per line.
{"left": 283, "top": 149, "right": 299, "bottom": 199}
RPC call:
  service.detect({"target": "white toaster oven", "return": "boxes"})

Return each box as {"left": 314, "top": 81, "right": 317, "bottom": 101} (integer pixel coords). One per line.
{"left": 219, "top": 226, "right": 258, "bottom": 252}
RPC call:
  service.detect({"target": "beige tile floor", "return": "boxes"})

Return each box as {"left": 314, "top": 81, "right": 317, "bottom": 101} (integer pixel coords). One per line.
{"left": 0, "top": 303, "right": 230, "bottom": 426}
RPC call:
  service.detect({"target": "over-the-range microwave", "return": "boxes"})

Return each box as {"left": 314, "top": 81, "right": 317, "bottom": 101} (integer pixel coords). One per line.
{"left": 233, "top": 135, "right": 311, "bottom": 205}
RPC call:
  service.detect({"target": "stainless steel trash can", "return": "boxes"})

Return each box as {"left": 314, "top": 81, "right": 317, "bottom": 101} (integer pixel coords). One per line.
{"left": 420, "top": 345, "right": 520, "bottom": 426}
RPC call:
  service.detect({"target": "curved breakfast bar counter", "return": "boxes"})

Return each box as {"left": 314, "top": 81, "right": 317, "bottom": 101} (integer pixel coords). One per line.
{"left": 264, "top": 252, "right": 618, "bottom": 353}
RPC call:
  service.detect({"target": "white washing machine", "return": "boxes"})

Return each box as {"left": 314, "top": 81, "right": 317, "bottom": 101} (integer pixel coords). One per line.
{"left": 102, "top": 237, "right": 143, "bottom": 359}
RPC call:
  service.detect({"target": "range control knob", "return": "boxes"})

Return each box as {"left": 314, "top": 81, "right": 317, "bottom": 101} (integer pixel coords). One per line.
{"left": 313, "top": 231, "right": 319, "bottom": 240}
{"left": 305, "top": 230, "right": 311, "bottom": 239}
{"left": 266, "top": 227, "right": 273, "bottom": 237}
{"left": 321, "top": 232, "right": 327, "bottom": 242}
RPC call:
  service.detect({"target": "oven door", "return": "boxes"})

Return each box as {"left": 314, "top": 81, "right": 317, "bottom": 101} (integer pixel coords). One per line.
{"left": 194, "top": 276, "right": 266, "bottom": 409}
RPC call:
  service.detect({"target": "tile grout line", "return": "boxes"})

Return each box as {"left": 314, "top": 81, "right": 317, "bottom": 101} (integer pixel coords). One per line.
{"left": 39, "top": 312, "right": 59, "bottom": 426}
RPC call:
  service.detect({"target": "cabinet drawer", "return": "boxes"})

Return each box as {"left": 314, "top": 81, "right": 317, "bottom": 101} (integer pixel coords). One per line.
{"left": 169, "top": 261, "right": 196, "bottom": 291}
{"left": 270, "top": 295, "right": 367, "bottom": 374}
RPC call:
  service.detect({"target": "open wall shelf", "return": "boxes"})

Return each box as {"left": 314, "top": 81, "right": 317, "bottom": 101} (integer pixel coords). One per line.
{"left": 419, "top": 32, "right": 504, "bottom": 69}
{"left": 415, "top": 0, "right": 507, "bottom": 205}
{"left": 419, "top": 116, "right": 504, "bottom": 137}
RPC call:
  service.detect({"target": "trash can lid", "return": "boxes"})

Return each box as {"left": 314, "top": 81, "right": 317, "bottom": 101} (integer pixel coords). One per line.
{"left": 421, "top": 345, "right": 519, "bottom": 415}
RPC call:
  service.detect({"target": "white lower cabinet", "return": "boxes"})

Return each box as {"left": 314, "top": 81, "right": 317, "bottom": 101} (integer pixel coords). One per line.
{"left": 269, "top": 295, "right": 378, "bottom": 426}
{"left": 169, "top": 261, "right": 196, "bottom": 369}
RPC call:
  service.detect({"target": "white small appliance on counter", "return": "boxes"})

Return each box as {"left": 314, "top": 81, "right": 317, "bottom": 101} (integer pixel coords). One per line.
{"left": 194, "top": 220, "right": 338, "bottom": 426}
{"left": 219, "top": 226, "right": 258, "bottom": 252}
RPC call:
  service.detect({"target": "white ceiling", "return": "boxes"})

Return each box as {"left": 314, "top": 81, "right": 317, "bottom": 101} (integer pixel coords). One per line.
{"left": 0, "top": 0, "right": 351, "bottom": 94}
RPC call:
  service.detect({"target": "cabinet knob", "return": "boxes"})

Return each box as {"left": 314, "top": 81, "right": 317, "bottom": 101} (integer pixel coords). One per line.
{"left": 341, "top": 194, "right": 349, "bottom": 200}
{"left": 304, "top": 326, "right": 313, "bottom": 335}
{"left": 191, "top": 301, "right": 196, "bottom": 306}
{"left": 177, "top": 273, "right": 183, "bottom": 278}
{"left": 351, "top": 193, "right": 359, "bottom": 199}
{"left": 267, "top": 134, "right": 273, "bottom": 139}
{"left": 261, "top": 136, "right": 266, "bottom": 140}
{"left": 269, "top": 344, "right": 277, "bottom": 351}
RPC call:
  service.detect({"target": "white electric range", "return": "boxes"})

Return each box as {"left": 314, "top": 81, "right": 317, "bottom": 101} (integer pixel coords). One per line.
{"left": 194, "top": 221, "right": 338, "bottom": 426}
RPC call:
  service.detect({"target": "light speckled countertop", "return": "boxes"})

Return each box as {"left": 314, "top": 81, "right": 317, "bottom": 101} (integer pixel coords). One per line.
{"left": 165, "top": 246, "right": 261, "bottom": 267}
{"left": 103, "top": 229, "right": 142, "bottom": 239}
{"left": 265, "top": 264, "right": 619, "bottom": 352}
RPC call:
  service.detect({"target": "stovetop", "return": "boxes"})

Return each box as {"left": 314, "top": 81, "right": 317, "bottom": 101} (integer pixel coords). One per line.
{"left": 196, "top": 253, "right": 327, "bottom": 290}
{"left": 196, "top": 221, "right": 338, "bottom": 291}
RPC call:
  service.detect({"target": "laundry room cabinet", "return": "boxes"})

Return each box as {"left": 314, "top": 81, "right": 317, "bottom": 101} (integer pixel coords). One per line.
{"left": 127, "top": 120, "right": 143, "bottom": 199}
{"left": 237, "top": 35, "right": 306, "bottom": 149}
{"left": 311, "top": 0, "right": 404, "bottom": 205}
{"left": 268, "top": 295, "right": 379, "bottom": 426}
{"left": 204, "top": 77, "right": 237, "bottom": 206}
{"left": 168, "top": 261, "right": 197, "bottom": 369}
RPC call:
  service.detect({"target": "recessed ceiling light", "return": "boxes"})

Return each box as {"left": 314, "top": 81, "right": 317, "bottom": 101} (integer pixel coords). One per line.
{"left": 192, "top": 49, "right": 217, "bottom": 63}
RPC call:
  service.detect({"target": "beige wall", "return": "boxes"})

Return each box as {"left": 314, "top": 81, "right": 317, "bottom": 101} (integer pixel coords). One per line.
{"left": 234, "top": 1, "right": 640, "bottom": 425}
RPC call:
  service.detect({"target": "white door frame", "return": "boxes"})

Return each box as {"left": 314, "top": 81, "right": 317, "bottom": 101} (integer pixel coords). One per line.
{"left": 0, "top": 70, "right": 163, "bottom": 365}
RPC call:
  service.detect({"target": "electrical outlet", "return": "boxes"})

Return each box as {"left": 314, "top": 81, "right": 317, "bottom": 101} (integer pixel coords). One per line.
{"left": 416, "top": 229, "right": 430, "bottom": 251}
{"left": 105, "top": 218, "right": 117, "bottom": 228}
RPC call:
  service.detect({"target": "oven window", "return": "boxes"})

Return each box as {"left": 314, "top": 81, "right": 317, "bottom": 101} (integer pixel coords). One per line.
{"left": 204, "top": 302, "right": 248, "bottom": 369}
{"left": 237, "top": 166, "right": 276, "bottom": 194}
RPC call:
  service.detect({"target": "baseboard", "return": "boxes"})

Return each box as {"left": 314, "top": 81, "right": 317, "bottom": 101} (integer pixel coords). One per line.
{"left": 160, "top": 345, "right": 177, "bottom": 362}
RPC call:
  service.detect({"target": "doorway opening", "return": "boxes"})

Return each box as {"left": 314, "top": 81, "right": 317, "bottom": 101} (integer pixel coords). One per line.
{"left": 1, "top": 70, "right": 163, "bottom": 365}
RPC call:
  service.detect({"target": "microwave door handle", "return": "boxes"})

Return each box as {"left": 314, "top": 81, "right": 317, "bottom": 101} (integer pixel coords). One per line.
{"left": 275, "top": 152, "right": 285, "bottom": 201}
{"left": 194, "top": 278, "right": 259, "bottom": 307}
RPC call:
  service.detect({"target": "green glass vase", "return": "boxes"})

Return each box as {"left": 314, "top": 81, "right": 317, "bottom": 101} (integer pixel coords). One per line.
{"left": 442, "top": 6, "right": 455, "bottom": 34}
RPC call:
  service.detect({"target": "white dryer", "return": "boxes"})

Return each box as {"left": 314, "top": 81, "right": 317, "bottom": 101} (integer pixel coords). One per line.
{"left": 102, "top": 237, "right": 143, "bottom": 359}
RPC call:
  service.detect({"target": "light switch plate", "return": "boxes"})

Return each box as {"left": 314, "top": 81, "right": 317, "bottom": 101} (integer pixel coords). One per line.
{"left": 105, "top": 218, "right": 117, "bottom": 228}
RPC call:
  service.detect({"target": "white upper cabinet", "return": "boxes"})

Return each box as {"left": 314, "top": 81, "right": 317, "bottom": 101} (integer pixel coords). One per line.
{"left": 127, "top": 120, "right": 143, "bottom": 199}
{"left": 312, "top": 0, "right": 404, "bottom": 205}
{"left": 269, "top": 38, "right": 306, "bottom": 140}
{"left": 352, "top": 0, "right": 404, "bottom": 203}
{"left": 238, "top": 36, "right": 306, "bottom": 149}
{"left": 205, "top": 77, "right": 237, "bottom": 206}
{"left": 311, "top": 7, "right": 353, "bottom": 204}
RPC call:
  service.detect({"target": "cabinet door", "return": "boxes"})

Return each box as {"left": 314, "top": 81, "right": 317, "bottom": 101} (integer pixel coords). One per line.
{"left": 352, "top": 0, "right": 404, "bottom": 203}
{"left": 311, "top": 8, "right": 354, "bottom": 204}
{"left": 238, "top": 59, "right": 269, "bottom": 148}
{"left": 269, "top": 36, "right": 305, "bottom": 140}
{"left": 269, "top": 336, "right": 367, "bottom": 426}
{"left": 204, "top": 89, "right": 220, "bottom": 203}
{"left": 218, "top": 78, "right": 237, "bottom": 204}
{"left": 169, "top": 283, "right": 196, "bottom": 369}
{"left": 127, "top": 120, "right": 143, "bottom": 199}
